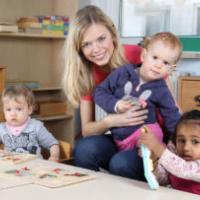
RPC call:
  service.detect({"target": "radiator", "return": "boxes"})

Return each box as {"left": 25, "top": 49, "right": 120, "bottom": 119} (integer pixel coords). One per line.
{"left": 95, "top": 104, "right": 111, "bottom": 135}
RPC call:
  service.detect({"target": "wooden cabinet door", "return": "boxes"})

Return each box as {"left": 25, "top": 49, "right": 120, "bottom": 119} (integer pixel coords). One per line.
{"left": 178, "top": 76, "right": 200, "bottom": 112}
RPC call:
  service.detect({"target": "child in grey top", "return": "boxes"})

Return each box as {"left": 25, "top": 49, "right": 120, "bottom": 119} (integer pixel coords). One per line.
{"left": 0, "top": 85, "right": 60, "bottom": 162}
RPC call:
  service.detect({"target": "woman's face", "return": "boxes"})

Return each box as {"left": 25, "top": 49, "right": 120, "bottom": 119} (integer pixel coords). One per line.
{"left": 81, "top": 23, "right": 114, "bottom": 66}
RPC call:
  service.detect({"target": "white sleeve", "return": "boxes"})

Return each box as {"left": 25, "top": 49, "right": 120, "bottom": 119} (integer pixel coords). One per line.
{"left": 158, "top": 149, "right": 200, "bottom": 182}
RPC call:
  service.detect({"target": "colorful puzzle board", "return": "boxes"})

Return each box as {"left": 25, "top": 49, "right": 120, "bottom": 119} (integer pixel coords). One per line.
{"left": 0, "top": 166, "right": 95, "bottom": 188}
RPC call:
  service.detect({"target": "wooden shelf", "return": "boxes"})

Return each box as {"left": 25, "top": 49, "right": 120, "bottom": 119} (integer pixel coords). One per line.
{"left": 181, "top": 51, "right": 200, "bottom": 59}
{"left": 32, "top": 86, "right": 62, "bottom": 92}
{"left": 0, "top": 0, "right": 77, "bottom": 146}
{"left": 0, "top": 32, "right": 66, "bottom": 39}
{"left": 32, "top": 114, "right": 73, "bottom": 121}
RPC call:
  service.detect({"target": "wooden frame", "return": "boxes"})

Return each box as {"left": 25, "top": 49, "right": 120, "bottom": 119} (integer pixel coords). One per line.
{"left": 178, "top": 76, "right": 200, "bottom": 112}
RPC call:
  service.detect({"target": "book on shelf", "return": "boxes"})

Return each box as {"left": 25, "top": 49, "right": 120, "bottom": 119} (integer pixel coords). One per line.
{"left": 0, "top": 22, "right": 18, "bottom": 33}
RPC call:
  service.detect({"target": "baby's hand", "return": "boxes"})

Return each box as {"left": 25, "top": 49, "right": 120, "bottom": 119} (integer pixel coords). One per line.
{"left": 49, "top": 144, "right": 60, "bottom": 162}
{"left": 116, "top": 100, "right": 133, "bottom": 113}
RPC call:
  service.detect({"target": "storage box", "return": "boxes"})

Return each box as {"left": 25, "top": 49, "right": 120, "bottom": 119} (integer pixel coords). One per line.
{"left": 35, "top": 101, "right": 67, "bottom": 116}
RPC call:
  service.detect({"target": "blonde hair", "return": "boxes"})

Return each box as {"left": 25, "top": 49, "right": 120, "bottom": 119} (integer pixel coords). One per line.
{"left": 62, "top": 5, "right": 126, "bottom": 107}
{"left": 143, "top": 32, "right": 182, "bottom": 63}
{"left": 1, "top": 85, "right": 35, "bottom": 109}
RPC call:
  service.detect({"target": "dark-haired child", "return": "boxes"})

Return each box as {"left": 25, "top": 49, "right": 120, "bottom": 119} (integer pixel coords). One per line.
{"left": 140, "top": 109, "right": 200, "bottom": 195}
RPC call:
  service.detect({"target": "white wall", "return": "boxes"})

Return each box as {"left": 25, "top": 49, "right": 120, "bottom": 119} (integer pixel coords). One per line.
{"left": 78, "top": 0, "right": 91, "bottom": 9}
{"left": 90, "top": 0, "right": 120, "bottom": 31}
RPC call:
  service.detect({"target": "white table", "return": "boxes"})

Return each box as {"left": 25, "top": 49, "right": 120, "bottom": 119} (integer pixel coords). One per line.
{"left": 0, "top": 158, "right": 199, "bottom": 200}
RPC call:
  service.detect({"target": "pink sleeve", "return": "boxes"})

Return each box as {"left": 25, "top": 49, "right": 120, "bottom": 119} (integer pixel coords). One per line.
{"left": 81, "top": 94, "right": 93, "bottom": 101}
{"left": 158, "top": 149, "right": 200, "bottom": 182}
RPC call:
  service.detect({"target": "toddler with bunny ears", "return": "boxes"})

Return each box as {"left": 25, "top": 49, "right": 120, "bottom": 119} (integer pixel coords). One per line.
{"left": 93, "top": 32, "right": 182, "bottom": 151}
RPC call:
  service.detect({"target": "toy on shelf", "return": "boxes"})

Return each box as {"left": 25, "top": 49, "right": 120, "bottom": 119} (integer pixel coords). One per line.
{"left": 141, "top": 127, "right": 159, "bottom": 190}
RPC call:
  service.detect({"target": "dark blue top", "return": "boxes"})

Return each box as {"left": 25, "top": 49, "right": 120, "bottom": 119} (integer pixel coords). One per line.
{"left": 93, "top": 64, "right": 181, "bottom": 141}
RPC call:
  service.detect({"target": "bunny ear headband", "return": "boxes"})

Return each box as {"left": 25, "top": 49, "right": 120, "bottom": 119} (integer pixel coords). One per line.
{"left": 123, "top": 81, "right": 152, "bottom": 108}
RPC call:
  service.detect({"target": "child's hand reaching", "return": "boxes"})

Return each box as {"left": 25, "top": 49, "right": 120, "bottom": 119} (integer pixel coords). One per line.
{"left": 49, "top": 155, "right": 59, "bottom": 162}
{"left": 49, "top": 144, "right": 60, "bottom": 162}
{"left": 139, "top": 126, "right": 166, "bottom": 158}
{"left": 116, "top": 100, "right": 133, "bottom": 113}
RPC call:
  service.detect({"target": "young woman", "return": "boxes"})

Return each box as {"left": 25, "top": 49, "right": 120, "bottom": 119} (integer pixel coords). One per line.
{"left": 62, "top": 5, "right": 149, "bottom": 180}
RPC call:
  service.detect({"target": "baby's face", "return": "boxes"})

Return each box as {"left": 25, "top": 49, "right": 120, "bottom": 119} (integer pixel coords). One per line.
{"left": 176, "top": 123, "right": 200, "bottom": 161}
{"left": 2, "top": 95, "right": 32, "bottom": 127}
{"left": 140, "top": 41, "right": 178, "bottom": 82}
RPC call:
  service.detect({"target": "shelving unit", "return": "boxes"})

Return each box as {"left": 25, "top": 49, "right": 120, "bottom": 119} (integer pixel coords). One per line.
{"left": 35, "top": 114, "right": 73, "bottom": 122}
{"left": 181, "top": 52, "right": 200, "bottom": 59}
{"left": 0, "top": 32, "right": 66, "bottom": 39}
{"left": 0, "top": 0, "right": 78, "bottom": 147}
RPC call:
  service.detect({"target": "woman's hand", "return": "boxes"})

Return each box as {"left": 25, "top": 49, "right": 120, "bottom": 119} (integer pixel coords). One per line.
{"left": 81, "top": 100, "right": 147, "bottom": 137}
{"left": 116, "top": 100, "right": 133, "bottom": 113}
{"left": 104, "top": 105, "right": 148, "bottom": 128}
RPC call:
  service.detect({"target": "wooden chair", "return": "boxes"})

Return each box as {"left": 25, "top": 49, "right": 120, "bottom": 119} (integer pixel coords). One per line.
{"left": 0, "top": 144, "right": 3, "bottom": 150}
{"left": 59, "top": 140, "right": 73, "bottom": 164}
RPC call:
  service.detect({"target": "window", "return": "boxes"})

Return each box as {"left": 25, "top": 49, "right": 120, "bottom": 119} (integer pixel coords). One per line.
{"left": 120, "top": 0, "right": 200, "bottom": 37}
{"left": 195, "top": 5, "right": 200, "bottom": 34}
{"left": 120, "top": 0, "right": 170, "bottom": 37}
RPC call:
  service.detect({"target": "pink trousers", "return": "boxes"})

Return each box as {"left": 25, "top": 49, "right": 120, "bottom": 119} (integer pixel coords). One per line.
{"left": 115, "top": 123, "right": 163, "bottom": 151}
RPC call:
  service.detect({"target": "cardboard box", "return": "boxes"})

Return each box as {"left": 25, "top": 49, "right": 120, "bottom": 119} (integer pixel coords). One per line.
{"left": 36, "top": 101, "right": 67, "bottom": 116}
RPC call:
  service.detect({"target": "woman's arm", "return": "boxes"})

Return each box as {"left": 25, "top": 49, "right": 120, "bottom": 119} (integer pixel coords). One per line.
{"left": 80, "top": 99, "right": 148, "bottom": 137}
{"left": 80, "top": 100, "right": 108, "bottom": 136}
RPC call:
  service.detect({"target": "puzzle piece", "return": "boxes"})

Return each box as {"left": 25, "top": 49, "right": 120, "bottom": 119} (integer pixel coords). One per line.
{"left": 0, "top": 150, "right": 36, "bottom": 165}
{"left": 0, "top": 166, "right": 95, "bottom": 188}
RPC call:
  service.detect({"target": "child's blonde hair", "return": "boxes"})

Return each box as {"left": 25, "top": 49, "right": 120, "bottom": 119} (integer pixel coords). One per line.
{"left": 62, "top": 5, "right": 126, "bottom": 107}
{"left": 1, "top": 85, "right": 35, "bottom": 108}
{"left": 143, "top": 32, "right": 182, "bottom": 63}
